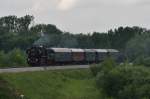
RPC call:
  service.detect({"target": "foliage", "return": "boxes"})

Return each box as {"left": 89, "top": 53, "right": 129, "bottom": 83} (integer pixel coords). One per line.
{"left": 2, "top": 69, "right": 101, "bottom": 99}
{"left": 134, "top": 56, "right": 150, "bottom": 67}
{"left": 30, "top": 24, "right": 62, "bottom": 35}
{"left": 126, "top": 32, "right": 150, "bottom": 62}
{"left": 90, "top": 58, "right": 117, "bottom": 76}
{"left": 0, "top": 15, "right": 148, "bottom": 51}
{"left": 0, "top": 51, "right": 8, "bottom": 67}
{"left": 108, "top": 26, "right": 145, "bottom": 49}
{"left": 0, "top": 15, "right": 38, "bottom": 51}
{"left": 96, "top": 64, "right": 150, "bottom": 99}
{"left": 7, "top": 49, "right": 28, "bottom": 67}
{"left": 0, "top": 49, "right": 28, "bottom": 67}
{"left": 140, "top": 57, "right": 150, "bottom": 67}
{"left": 90, "top": 64, "right": 102, "bottom": 76}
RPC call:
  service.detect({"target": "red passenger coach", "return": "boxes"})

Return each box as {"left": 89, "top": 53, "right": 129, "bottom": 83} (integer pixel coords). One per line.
{"left": 71, "top": 49, "right": 85, "bottom": 63}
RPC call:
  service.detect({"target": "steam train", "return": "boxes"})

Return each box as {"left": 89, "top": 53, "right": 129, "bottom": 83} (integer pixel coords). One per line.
{"left": 26, "top": 46, "right": 121, "bottom": 66}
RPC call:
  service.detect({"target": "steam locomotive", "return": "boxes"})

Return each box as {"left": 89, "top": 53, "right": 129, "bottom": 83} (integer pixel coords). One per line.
{"left": 26, "top": 46, "right": 121, "bottom": 66}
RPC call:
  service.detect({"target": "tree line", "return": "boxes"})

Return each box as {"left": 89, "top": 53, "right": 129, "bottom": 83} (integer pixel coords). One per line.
{"left": 0, "top": 15, "right": 148, "bottom": 52}
{"left": 0, "top": 15, "right": 150, "bottom": 67}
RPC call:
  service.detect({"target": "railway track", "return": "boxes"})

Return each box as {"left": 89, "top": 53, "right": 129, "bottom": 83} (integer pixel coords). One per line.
{"left": 0, "top": 65, "right": 90, "bottom": 73}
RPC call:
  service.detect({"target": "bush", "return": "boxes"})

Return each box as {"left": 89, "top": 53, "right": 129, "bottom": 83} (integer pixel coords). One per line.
{"left": 142, "top": 57, "right": 150, "bottom": 67}
{"left": 96, "top": 65, "right": 150, "bottom": 99}
{"left": 0, "top": 49, "right": 28, "bottom": 68}
{"left": 134, "top": 57, "right": 150, "bottom": 67}
{"left": 7, "top": 49, "right": 28, "bottom": 67}
{"left": 0, "top": 51, "right": 8, "bottom": 67}
{"left": 90, "top": 57, "right": 117, "bottom": 76}
{"left": 90, "top": 64, "right": 101, "bottom": 76}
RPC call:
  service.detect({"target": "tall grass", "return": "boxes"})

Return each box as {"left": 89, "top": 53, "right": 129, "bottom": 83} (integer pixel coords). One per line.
{"left": 0, "top": 77, "right": 19, "bottom": 99}
{"left": 2, "top": 69, "right": 101, "bottom": 99}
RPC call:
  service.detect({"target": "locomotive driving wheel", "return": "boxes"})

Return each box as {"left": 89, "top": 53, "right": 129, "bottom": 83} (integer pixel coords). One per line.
{"left": 27, "top": 57, "right": 40, "bottom": 66}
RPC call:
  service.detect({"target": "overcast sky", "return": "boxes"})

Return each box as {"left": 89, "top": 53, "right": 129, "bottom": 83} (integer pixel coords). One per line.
{"left": 0, "top": 0, "right": 150, "bottom": 33}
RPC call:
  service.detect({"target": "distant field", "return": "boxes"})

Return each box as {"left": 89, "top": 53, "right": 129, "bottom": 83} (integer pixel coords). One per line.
{"left": 1, "top": 69, "right": 101, "bottom": 99}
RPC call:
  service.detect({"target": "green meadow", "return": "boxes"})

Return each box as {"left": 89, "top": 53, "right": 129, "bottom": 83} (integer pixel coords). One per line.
{"left": 1, "top": 69, "right": 101, "bottom": 99}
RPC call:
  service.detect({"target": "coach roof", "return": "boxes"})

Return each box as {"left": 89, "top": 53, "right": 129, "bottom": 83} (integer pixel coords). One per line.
{"left": 107, "top": 49, "right": 119, "bottom": 52}
{"left": 84, "top": 49, "right": 95, "bottom": 52}
{"left": 71, "top": 48, "right": 84, "bottom": 52}
{"left": 48, "top": 48, "right": 72, "bottom": 53}
{"left": 94, "top": 49, "right": 108, "bottom": 53}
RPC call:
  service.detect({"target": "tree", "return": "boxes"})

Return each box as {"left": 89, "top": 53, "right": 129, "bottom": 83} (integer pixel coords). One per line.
{"left": 125, "top": 32, "right": 150, "bottom": 63}
{"left": 16, "top": 15, "right": 34, "bottom": 33}
{"left": 30, "top": 24, "right": 62, "bottom": 35}
{"left": 0, "top": 15, "right": 38, "bottom": 51}
{"left": 59, "top": 33, "right": 78, "bottom": 48}
{"left": 91, "top": 32, "right": 109, "bottom": 48}
{"left": 0, "top": 15, "right": 17, "bottom": 33}
{"left": 108, "top": 26, "right": 145, "bottom": 50}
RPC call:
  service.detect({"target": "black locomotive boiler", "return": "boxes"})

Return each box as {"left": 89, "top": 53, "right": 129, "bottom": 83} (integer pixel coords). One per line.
{"left": 26, "top": 46, "right": 120, "bottom": 66}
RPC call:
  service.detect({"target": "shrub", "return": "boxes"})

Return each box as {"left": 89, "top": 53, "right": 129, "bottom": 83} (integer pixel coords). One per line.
{"left": 90, "top": 57, "right": 117, "bottom": 76}
{"left": 7, "top": 48, "right": 28, "bottom": 67}
{"left": 134, "top": 57, "right": 150, "bottom": 67}
{"left": 90, "top": 64, "right": 101, "bottom": 76}
{"left": 142, "top": 57, "right": 150, "bottom": 67}
{"left": 96, "top": 65, "right": 150, "bottom": 99}
{"left": 0, "top": 51, "right": 8, "bottom": 67}
{"left": 133, "top": 56, "right": 145, "bottom": 65}
{"left": 0, "top": 49, "right": 28, "bottom": 67}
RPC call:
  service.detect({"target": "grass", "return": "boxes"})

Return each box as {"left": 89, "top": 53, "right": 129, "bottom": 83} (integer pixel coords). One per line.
{"left": 1, "top": 69, "right": 101, "bottom": 99}
{"left": 0, "top": 77, "right": 19, "bottom": 99}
